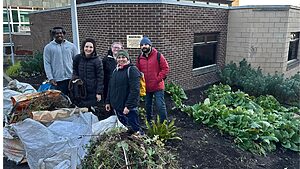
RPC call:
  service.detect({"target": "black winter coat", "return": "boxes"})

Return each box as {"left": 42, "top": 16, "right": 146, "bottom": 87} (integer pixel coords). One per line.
{"left": 73, "top": 53, "right": 104, "bottom": 107}
{"left": 102, "top": 55, "right": 117, "bottom": 100}
{"left": 106, "top": 64, "right": 141, "bottom": 112}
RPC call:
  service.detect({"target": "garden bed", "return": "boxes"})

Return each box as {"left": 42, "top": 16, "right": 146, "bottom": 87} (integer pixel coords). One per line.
{"left": 4, "top": 84, "right": 300, "bottom": 169}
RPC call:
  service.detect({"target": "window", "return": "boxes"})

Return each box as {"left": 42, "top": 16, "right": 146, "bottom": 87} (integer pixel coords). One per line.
{"left": 3, "top": 24, "right": 10, "bottom": 32}
{"left": 3, "top": 11, "right": 9, "bottom": 22}
{"left": 20, "top": 11, "right": 30, "bottom": 22}
{"left": 288, "top": 32, "right": 299, "bottom": 61}
{"left": 3, "top": 7, "right": 34, "bottom": 33}
{"left": 193, "top": 33, "right": 218, "bottom": 69}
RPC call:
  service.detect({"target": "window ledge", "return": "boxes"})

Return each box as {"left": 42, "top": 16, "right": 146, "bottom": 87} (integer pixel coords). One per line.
{"left": 3, "top": 32, "right": 31, "bottom": 35}
{"left": 192, "top": 64, "right": 217, "bottom": 76}
{"left": 287, "top": 59, "right": 300, "bottom": 71}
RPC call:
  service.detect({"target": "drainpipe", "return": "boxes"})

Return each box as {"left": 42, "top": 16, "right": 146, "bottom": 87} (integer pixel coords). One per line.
{"left": 71, "top": 0, "right": 80, "bottom": 54}
{"left": 5, "top": 0, "right": 15, "bottom": 65}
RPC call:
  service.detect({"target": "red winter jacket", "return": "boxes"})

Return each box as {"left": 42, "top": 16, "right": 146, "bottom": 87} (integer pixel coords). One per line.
{"left": 136, "top": 48, "right": 169, "bottom": 92}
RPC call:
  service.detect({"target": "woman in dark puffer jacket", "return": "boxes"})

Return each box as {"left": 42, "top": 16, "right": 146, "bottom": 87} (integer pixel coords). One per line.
{"left": 105, "top": 49, "right": 143, "bottom": 134}
{"left": 72, "top": 38, "right": 104, "bottom": 109}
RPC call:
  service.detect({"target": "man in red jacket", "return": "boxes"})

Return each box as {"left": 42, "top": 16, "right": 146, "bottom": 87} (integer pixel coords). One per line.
{"left": 136, "top": 36, "right": 170, "bottom": 123}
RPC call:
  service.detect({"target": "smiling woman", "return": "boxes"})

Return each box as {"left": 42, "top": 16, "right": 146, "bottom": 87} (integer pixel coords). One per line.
{"left": 83, "top": 42, "right": 94, "bottom": 57}
{"left": 71, "top": 38, "right": 104, "bottom": 113}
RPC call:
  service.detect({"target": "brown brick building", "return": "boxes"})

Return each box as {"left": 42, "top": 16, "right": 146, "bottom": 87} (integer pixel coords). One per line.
{"left": 29, "top": 1, "right": 229, "bottom": 90}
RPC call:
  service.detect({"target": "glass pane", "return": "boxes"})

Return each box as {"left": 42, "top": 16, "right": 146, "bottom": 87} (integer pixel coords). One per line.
{"left": 12, "top": 10, "right": 19, "bottom": 22}
{"left": 3, "top": 24, "right": 11, "bottom": 33}
{"left": 194, "top": 34, "right": 205, "bottom": 43}
{"left": 13, "top": 24, "right": 19, "bottom": 32}
{"left": 207, "top": 34, "right": 218, "bottom": 42}
{"left": 193, "top": 43, "right": 217, "bottom": 68}
{"left": 288, "top": 40, "right": 299, "bottom": 61}
{"left": 3, "top": 10, "right": 9, "bottom": 22}
{"left": 20, "top": 11, "right": 30, "bottom": 22}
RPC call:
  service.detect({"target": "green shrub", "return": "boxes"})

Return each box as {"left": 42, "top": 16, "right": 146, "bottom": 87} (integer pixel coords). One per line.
{"left": 219, "top": 59, "right": 300, "bottom": 107}
{"left": 5, "top": 62, "right": 22, "bottom": 77}
{"left": 184, "top": 84, "right": 300, "bottom": 155}
{"left": 20, "top": 52, "right": 45, "bottom": 77}
{"left": 165, "top": 82, "right": 188, "bottom": 109}
{"left": 145, "top": 116, "right": 181, "bottom": 143}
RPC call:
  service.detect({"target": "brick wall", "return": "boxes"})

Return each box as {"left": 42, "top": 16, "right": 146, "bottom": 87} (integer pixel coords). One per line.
{"left": 76, "top": 0, "right": 229, "bottom": 5}
{"left": 226, "top": 6, "right": 300, "bottom": 78}
{"left": 29, "top": 3, "right": 228, "bottom": 90}
{"left": 3, "top": 34, "right": 35, "bottom": 52}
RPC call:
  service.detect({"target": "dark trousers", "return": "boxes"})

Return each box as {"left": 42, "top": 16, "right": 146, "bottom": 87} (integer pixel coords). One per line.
{"left": 55, "top": 79, "right": 70, "bottom": 96}
{"left": 145, "top": 90, "right": 168, "bottom": 123}
{"left": 115, "top": 109, "right": 141, "bottom": 132}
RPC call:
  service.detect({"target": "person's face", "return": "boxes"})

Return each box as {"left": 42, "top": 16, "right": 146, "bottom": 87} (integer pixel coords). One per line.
{"left": 140, "top": 44, "right": 151, "bottom": 53}
{"left": 84, "top": 42, "right": 94, "bottom": 56}
{"left": 54, "top": 29, "right": 64, "bottom": 42}
{"left": 111, "top": 44, "right": 122, "bottom": 56}
{"left": 116, "top": 55, "right": 128, "bottom": 65}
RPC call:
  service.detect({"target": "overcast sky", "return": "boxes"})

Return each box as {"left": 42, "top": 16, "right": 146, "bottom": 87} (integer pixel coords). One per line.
{"left": 239, "top": 0, "right": 300, "bottom": 6}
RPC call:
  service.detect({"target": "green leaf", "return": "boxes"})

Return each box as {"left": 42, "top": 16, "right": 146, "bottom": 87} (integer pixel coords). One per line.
{"left": 204, "top": 98, "right": 210, "bottom": 105}
{"left": 203, "top": 118, "right": 210, "bottom": 124}
{"left": 274, "top": 130, "right": 283, "bottom": 141}
{"left": 250, "top": 122, "right": 261, "bottom": 129}
{"left": 282, "top": 142, "right": 291, "bottom": 149}
{"left": 289, "top": 143, "right": 300, "bottom": 152}
{"left": 291, "top": 133, "right": 300, "bottom": 144}
{"left": 260, "top": 136, "right": 279, "bottom": 142}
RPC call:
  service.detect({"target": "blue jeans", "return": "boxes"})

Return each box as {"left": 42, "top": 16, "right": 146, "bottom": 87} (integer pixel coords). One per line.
{"left": 115, "top": 108, "right": 141, "bottom": 132}
{"left": 145, "top": 90, "right": 167, "bottom": 123}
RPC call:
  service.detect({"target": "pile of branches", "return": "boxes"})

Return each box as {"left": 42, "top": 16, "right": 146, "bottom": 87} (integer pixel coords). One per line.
{"left": 82, "top": 129, "right": 179, "bottom": 169}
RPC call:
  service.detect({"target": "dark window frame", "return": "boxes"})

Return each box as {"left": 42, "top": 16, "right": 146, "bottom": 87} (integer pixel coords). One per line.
{"left": 288, "top": 32, "right": 299, "bottom": 61}
{"left": 193, "top": 33, "right": 219, "bottom": 70}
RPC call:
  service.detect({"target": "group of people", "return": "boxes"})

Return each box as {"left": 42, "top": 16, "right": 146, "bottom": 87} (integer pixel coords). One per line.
{"left": 43, "top": 26, "right": 170, "bottom": 134}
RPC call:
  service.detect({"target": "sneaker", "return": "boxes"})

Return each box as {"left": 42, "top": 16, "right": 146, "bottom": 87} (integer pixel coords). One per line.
{"left": 134, "top": 130, "right": 145, "bottom": 137}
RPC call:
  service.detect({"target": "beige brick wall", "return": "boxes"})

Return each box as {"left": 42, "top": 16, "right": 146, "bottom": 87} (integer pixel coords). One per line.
{"left": 284, "top": 8, "right": 300, "bottom": 78}
{"left": 226, "top": 6, "right": 300, "bottom": 77}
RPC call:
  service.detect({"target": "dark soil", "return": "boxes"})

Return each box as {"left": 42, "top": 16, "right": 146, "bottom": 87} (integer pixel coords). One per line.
{"left": 166, "top": 87, "right": 300, "bottom": 169}
{"left": 3, "top": 83, "right": 300, "bottom": 169}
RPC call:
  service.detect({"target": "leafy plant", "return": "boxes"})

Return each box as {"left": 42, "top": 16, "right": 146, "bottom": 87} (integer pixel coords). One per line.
{"left": 20, "top": 52, "right": 45, "bottom": 77}
{"left": 145, "top": 116, "right": 181, "bottom": 143}
{"left": 138, "top": 107, "right": 147, "bottom": 121}
{"left": 219, "top": 59, "right": 300, "bottom": 107}
{"left": 5, "top": 61, "right": 22, "bottom": 77}
{"left": 182, "top": 84, "right": 300, "bottom": 155}
{"left": 165, "top": 82, "right": 188, "bottom": 109}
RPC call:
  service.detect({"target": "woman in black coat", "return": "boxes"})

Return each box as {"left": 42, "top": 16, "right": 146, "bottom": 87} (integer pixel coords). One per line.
{"left": 72, "top": 38, "right": 104, "bottom": 109}
{"left": 105, "top": 49, "right": 142, "bottom": 133}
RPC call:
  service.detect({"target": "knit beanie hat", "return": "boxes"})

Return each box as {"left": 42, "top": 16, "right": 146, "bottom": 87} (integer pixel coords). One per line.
{"left": 117, "top": 49, "right": 130, "bottom": 60}
{"left": 140, "top": 36, "right": 152, "bottom": 46}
